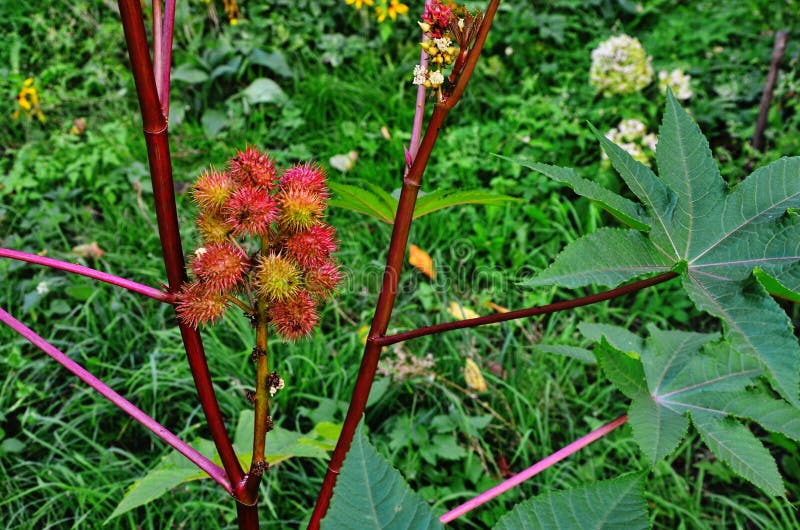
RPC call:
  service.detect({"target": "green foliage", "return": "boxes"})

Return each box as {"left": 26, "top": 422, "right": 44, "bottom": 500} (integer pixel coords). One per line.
{"left": 493, "top": 473, "right": 649, "bottom": 530}
{"left": 321, "top": 423, "right": 443, "bottom": 530}
{"left": 586, "top": 323, "right": 799, "bottom": 495}
{"left": 520, "top": 92, "right": 800, "bottom": 406}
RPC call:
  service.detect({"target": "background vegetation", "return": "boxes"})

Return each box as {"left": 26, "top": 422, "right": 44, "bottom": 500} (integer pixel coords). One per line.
{"left": 1, "top": 0, "right": 798, "bottom": 528}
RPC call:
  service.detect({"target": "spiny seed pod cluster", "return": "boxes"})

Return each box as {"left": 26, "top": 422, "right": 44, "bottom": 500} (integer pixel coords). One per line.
{"left": 411, "top": 0, "right": 483, "bottom": 96}
{"left": 176, "top": 147, "right": 341, "bottom": 341}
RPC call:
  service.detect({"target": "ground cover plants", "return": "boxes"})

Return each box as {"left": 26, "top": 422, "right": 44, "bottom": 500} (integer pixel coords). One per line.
{"left": 1, "top": 0, "right": 799, "bottom": 528}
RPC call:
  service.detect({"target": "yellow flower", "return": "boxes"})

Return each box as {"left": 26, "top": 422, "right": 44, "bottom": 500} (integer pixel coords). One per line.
{"left": 13, "top": 78, "right": 45, "bottom": 122}
{"left": 376, "top": 0, "right": 407, "bottom": 22}
{"left": 345, "top": 0, "right": 373, "bottom": 9}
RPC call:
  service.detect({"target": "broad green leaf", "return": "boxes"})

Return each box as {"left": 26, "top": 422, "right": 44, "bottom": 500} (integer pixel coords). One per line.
{"left": 579, "top": 322, "right": 644, "bottom": 354}
{"left": 412, "top": 189, "right": 522, "bottom": 219}
{"left": 522, "top": 228, "right": 673, "bottom": 288}
{"left": 329, "top": 182, "right": 396, "bottom": 224}
{"left": 110, "top": 413, "right": 337, "bottom": 522}
{"left": 493, "top": 473, "right": 649, "bottom": 530}
{"left": 242, "top": 78, "right": 286, "bottom": 104}
{"left": 692, "top": 411, "right": 784, "bottom": 496}
{"left": 106, "top": 469, "right": 200, "bottom": 523}
{"left": 511, "top": 160, "right": 650, "bottom": 231}
{"left": 170, "top": 64, "right": 209, "bottom": 84}
{"left": 321, "top": 423, "right": 443, "bottom": 530}
{"left": 526, "top": 94, "right": 800, "bottom": 404}
{"left": 329, "top": 183, "right": 519, "bottom": 224}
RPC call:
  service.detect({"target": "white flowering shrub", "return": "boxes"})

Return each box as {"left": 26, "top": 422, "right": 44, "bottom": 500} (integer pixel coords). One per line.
{"left": 603, "top": 118, "right": 657, "bottom": 166}
{"left": 658, "top": 68, "right": 692, "bottom": 100}
{"left": 590, "top": 34, "right": 654, "bottom": 96}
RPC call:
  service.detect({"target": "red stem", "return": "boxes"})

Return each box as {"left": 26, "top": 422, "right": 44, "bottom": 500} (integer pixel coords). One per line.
{"left": 308, "top": 3, "right": 502, "bottom": 527}
{"left": 117, "top": 1, "right": 256, "bottom": 525}
{"left": 0, "top": 307, "right": 232, "bottom": 493}
{"left": 0, "top": 247, "right": 173, "bottom": 303}
{"left": 376, "top": 272, "right": 679, "bottom": 346}
{"left": 160, "top": 0, "right": 176, "bottom": 114}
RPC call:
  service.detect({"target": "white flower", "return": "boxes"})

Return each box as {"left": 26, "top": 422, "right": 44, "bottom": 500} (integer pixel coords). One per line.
{"left": 618, "top": 119, "right": 647, "bottom": 141}
{"left": 590, "top": 34, "right": 654, "bottom": 96}
{"left": 433, "top": 37, "right": 451, "bottom": 53}
{"left": 36, "top": 281, "right": 50, "bottom": 296}
{"left": 194, "top": 247, "right": 208, "bottom": 256}
{"left": 427, "top": 70, "right": 445, "bottom": 87}
{"left": 642, "top": 133, "right": 658, "bottom": 152}
{"left": 412, "top": 64, "right": 428, "bottom": 85}
{"left": 658, "top": 68, "right": 692, "bottom": 100}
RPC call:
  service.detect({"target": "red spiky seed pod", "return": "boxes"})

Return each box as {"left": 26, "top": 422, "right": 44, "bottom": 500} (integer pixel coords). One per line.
{"left": 285, "top": 224, "right": 338, "bottom": 269}
{"left": 279, "top": 186, "right": 326, "bottom": 232}
{"left": 269, "top": 289, "right": 318, "bottom": 341}
{"left": 224, "top": 186, "right": 279, "bottom": 237}
{"left": 176, "top": 281, "right": 229, "bottom": 328}
{"left": 190, "top": 242, "right": 250, "bottom": 294}
{"left": 228, "top": 146, "right": 277, "bottom": 190}
{"left": 197, "top": 212, "right": 231, "bottom": 244}
{"left": 253, "top": 253, "right": 302, "bottom": 302}
{"left": 304, "top": 261, "right": 342, "bottom": 301}
{"left": 192, "top": 169, "right": 235, "bottom": 213}
{"left": 279, "top": 162, "right": 329, "bottom": 197}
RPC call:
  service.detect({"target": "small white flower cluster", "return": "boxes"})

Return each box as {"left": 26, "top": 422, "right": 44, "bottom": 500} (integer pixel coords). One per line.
{"left": 658, "top": 68, "right": 692, "bottom": 100}
{"left": 269, "top": 376, "right": 285, "bottom": 397}
{"left": 590, "top": 34, "right": 654, "bottom": 97}
{"left": 412, "top": 64, "right": 445, "bottom": 88}
{"left": 36, "top": 281, "right": 50, "bottom": 296}
{"left": 603, "top": 118, "right": 658, "bottom": 166}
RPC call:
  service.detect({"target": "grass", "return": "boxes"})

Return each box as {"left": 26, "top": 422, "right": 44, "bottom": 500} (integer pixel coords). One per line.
{"left": 2, "top": 0, "right": 799, "bottom": 528}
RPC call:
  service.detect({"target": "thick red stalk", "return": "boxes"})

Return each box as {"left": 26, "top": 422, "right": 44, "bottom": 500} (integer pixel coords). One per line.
{"left": 376, "top": 272, "right": 679, "bottom": 346}
{"left": 309, "top": 4, "right": 502, "bottom": 526}
{"left": 117, "top": 1, "right": 256, "bottom": 525}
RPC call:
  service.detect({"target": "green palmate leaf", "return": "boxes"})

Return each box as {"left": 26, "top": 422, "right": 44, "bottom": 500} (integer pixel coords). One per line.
{"left": 692, "top": 411, "right": 784, "bottom": 497}
{"left": 513, "top": 160, "right": 651, "bottom": 231}
{"left": 493, "top": 473, "right": 649, "bottom": 530}
{"left": 329, "top": 183, "right": 519, "bottom": 224}
{"left": 321, "top": 423, "right": 442, "bottom": 530}
{"left": 584, "top": 324, "right": 790, "bottom": 495}
{"left": 522, "top": 92, "right": 800, "bottom": 404}
{"left": 523, "top": 228, "right": 673, "bottom": 288}
{"left": 413, "top": 189, "right": 522, "bottom": 219}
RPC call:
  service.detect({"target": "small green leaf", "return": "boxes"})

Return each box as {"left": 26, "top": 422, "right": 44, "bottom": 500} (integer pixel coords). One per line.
{"left": 242, "top": 78, "right": 286, "bottom": 105}
{"left": 594, "top": 337, "right": 647, "bottom": 399}
{"left": 412, "top": 189, "right": 521, "bottom": 219}
{"left": 106, "top": 468, "right": 199, "bottom": 523}
{"left": 328, "top": 182, "right": 396, "bottom": 224}
{"left": 170, "top": 64, "right": 209, "bottom": 84}
{"left": 321, "top": 423, "right": 443, "bottom": 530}
{"left": 493, "top": 473, "right": 649, "bottom": 530}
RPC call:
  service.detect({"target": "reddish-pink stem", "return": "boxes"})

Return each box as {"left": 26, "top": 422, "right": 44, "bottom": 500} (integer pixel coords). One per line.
{"left": 439, "top": 414, "right": 629, "bottom": 523}
{"left": 0, "top": 306, "right": 231, "bottom": 493}
{"left": 408, "top": 0, "right": 432, "bottom": 163}
{"left": 160, "top": 0, "right": 176, "bottom": 114}
{"left": 0, "top": 247, "right": 173, "bottom": 303}
{"left": 152, "top": 0, "right": 163, "bottom": 100}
